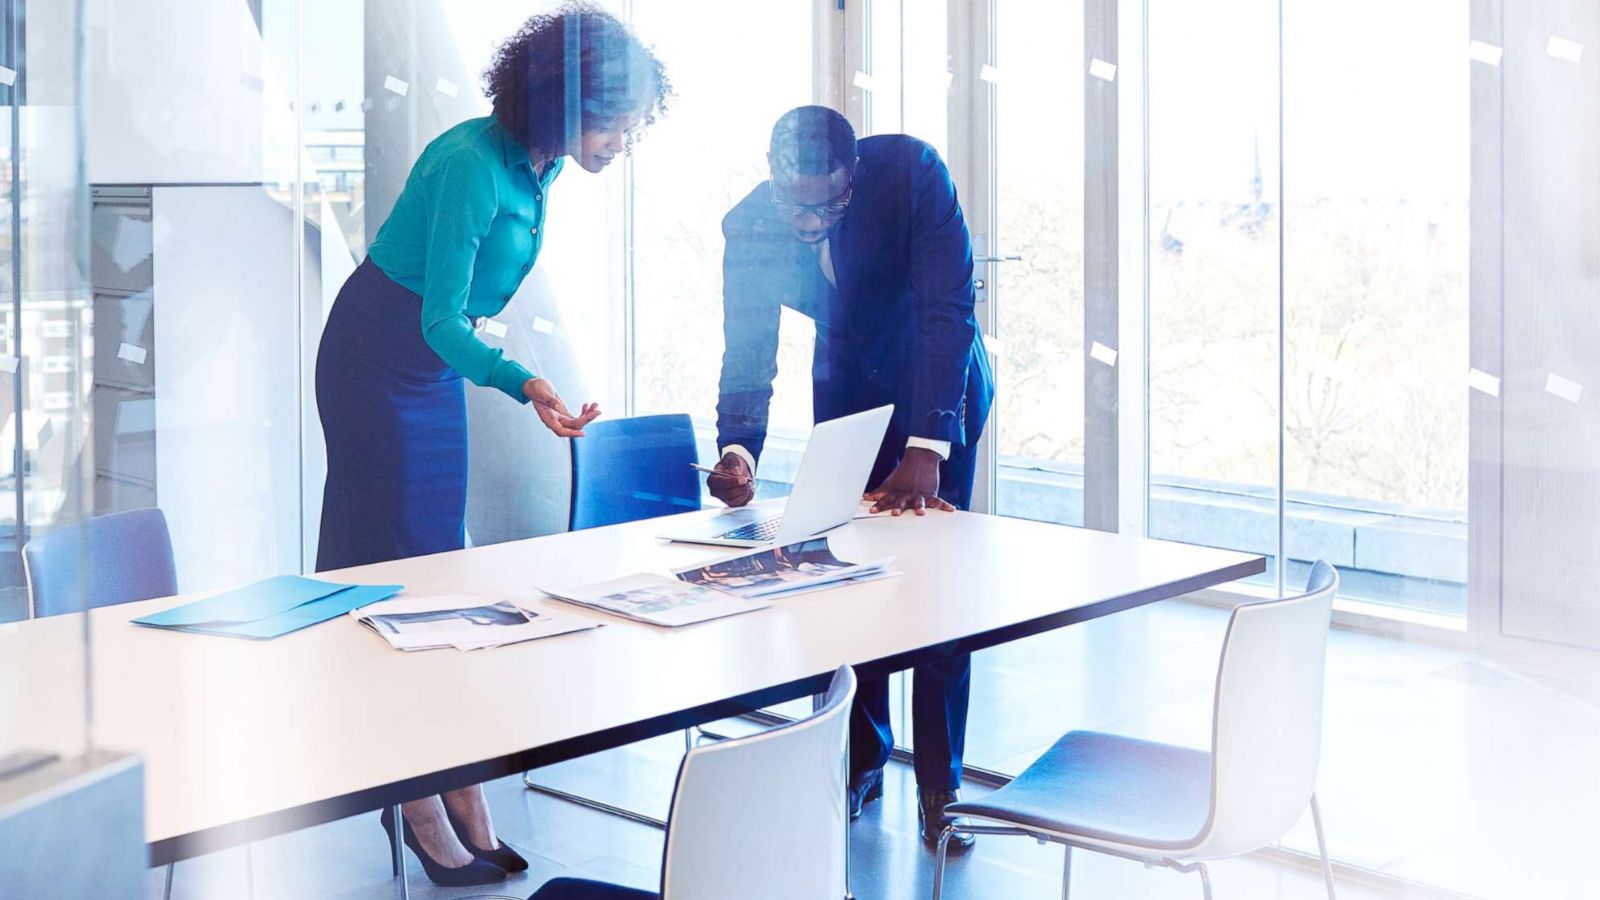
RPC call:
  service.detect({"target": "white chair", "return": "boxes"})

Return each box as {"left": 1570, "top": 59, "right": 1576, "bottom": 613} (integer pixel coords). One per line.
{"left": 529, "top": 664, "right": 857, "bottom": 900}
{"left": 933, "top": 561, "right": 1341, "bottom": 900}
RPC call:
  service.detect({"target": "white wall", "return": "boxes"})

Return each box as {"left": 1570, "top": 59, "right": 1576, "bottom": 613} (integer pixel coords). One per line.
{"left": 150, "top": 186, "right": 305, "bottom": 591}
{"left": 83, "top": 0, "right": 288, "bottom": 184}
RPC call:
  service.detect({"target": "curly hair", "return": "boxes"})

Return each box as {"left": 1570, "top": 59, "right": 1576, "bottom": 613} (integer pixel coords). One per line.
{"left": 483, "top": 4, "right": 671, "bottom": 157}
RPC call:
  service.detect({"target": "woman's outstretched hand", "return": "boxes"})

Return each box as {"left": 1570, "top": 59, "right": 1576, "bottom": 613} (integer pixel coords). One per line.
{"left": 524, "top": 378, "right": 600, "bottom": 438}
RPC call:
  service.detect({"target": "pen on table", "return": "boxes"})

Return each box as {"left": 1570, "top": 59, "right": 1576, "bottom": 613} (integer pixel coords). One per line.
{"left": 689, "top": 463, "right": 753, "bottom": 484}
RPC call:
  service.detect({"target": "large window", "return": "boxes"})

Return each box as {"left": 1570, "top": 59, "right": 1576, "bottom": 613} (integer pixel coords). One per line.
{"left": 1282, "top": 0, "right": 1469, "bottom": 618}
{"left": 990, "top": 0, "right": 1088, "bottom": 527}
{"left": 630, "top": 1, "right": 818, "bottom": 471}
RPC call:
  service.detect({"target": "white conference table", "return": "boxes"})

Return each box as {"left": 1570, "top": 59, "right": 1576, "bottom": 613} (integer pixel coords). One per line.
{"left": 17, "top": 508, "right": 1262, "bottom": 866}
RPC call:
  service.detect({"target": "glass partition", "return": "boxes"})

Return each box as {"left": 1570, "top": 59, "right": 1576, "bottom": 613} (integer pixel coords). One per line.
{"left": 3, "top": 0, "right": 92, "bottom": 773}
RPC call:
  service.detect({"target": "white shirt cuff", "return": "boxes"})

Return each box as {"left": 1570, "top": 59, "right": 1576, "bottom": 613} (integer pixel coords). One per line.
{"left": 721, "top": 444, "right": 758, "bottom": 475}
{"left": 906, "top": 437, "right": 951, "bottom": 460}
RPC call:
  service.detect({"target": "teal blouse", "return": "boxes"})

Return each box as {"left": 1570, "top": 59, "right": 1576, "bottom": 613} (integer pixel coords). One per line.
{"left": 368, "top": 116, "right": 562, "bottom": 403}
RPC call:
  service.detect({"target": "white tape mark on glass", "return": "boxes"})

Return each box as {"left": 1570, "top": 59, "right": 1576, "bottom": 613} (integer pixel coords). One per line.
{"left": 384, "top": 75, "right": 410, "bottom": 96}
{"left": 979, "top": 64, "right": 1003, "bottom": 85}
{"left": 533, "top": 317, "right": 556, "bottom": 335}
{"left": 853, "top": 71, "right": 877, "bottom": 92}
{"left": 118, "top": 343, "right": 148, "bottom": 365}
{"left": 239, "top": 72, "right": 265, "bottom": 93}
{"left": 30, "top": 417, "right": 51, "bottom": 451}
{"left": 1088, "top": 58, "right": 1118, "bottom": 82}
{"left": 1467, "top": 367, "right": 1501, "bottom": 397}
{"left": 0, "top": 66, "right": 16, "bottom": 87}
{"left": 1547, "top": 36, "right": 1584, "bottom": 63}
{"left": 118, "top": 398, "right": 157, "bottom": 435}
{"left": 435, "top": 77, "right": 459, "bottom": 97}
{"left": 1546, "top": 373, "right": 1583, "bottom": 403}
{"left": 481, "top": 320, "right": 508, "bottom": 339}
{"left": 985, "top": 335, "right": 1005, "bottom": 359}
{"left": 1468, "top": 40, "right": 1503, "bottom": 66}
{"left": 1089, "top": 341, "right": 1119, "bottom": 367}
{"left": 112, "top": 216, "right": 153, "bottom": 273}
{"left": 0, "top": 356, "right": 17, "bottom": 375}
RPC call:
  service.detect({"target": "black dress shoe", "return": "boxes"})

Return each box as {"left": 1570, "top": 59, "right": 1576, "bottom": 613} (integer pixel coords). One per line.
{"left": 847, "top": 768, "right": 885, "bottom": 820}
{"left": 380, "top": 806, "right": 508, "bottom": 887}
{"left": 918, "top": 788, "right": 975, "bottom": 855}
{"left": 443, "top": 803, "right": 529, "bottom": 872}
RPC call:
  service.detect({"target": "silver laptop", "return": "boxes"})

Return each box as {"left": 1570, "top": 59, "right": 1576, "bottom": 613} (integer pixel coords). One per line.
{"left": 660, "top": 404, "right": 894, "bottom": 548}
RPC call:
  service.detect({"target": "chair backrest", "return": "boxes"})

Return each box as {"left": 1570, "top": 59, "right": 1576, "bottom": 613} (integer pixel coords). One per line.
{"left": 569, "top": 413, "right": 701, "bottom": 531}
{"left": 23, "top": 508, "right": 178, "bottom": 618}
{"left": 1191, "top": 561, "right": 1337, "bottom": 860}
{"left": 660, "top": 666, "right": 856, "bottom": 900}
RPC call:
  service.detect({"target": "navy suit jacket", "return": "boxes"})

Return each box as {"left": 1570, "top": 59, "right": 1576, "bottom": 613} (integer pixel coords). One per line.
{"left": 716, "top": 134, "right": 994, "bottom": 466}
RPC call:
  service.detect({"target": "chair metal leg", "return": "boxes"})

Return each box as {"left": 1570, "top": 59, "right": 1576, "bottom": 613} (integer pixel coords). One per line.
{"left": 162, "top": 863, "right": 174, "bottom": 900}
{"left": 931, "top": 825, "right": 956, "bottom": 900}
{"left": 1194, "top": 861, "right": 1212, "bottom": 900}
{"left": 388, "top": 805, "right": 403, "bottom": 878}
{"left": 521, "top": 774, "right": 669, "bottom": 828}
{"left": 1310, "top": 793, "right": 1338, "bottom": 900}
{"left": 1061, "top": 845, "right": 1072, "bottom": 900}
{"left": 395, "top": 805, "right": 411, "bottom": 900}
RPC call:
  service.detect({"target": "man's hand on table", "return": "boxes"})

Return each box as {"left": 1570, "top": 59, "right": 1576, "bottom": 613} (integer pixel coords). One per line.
{"left": 864, "top": 447, "right": 955, "bottom": 516}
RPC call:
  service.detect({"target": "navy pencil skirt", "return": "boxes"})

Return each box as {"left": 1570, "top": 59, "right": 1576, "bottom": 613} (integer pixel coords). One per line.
{"left": 315, "top": 259, "right": 468, "bottom": 572}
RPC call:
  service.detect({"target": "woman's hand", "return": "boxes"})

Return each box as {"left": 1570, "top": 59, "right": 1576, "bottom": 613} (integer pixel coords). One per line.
{"left": 524, "top": 378, "right": 600, "bottom": 438}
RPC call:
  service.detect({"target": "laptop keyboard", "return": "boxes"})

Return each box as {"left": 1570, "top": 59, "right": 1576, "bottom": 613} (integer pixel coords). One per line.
{"left": 719, "top": 516, "right": 783, "bottom": 542}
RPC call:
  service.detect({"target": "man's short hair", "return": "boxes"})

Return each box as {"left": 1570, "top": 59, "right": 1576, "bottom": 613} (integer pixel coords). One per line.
{"left": 769, "top": 106, "right": 857, "bottom": 180}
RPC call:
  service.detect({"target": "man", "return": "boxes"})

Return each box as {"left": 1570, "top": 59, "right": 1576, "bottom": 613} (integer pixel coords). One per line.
{"left": 708, "top": 105, "right": 994, "bottom": 852}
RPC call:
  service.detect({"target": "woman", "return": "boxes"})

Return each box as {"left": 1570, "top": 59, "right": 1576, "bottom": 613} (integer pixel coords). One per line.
{"left": 315, "top": 6, "right": 669, "bottom": 887}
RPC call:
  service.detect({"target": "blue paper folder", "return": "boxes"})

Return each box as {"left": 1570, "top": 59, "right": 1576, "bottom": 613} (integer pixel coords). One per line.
{"left": 132, "top": 575, "right": 403, "bottom": 640}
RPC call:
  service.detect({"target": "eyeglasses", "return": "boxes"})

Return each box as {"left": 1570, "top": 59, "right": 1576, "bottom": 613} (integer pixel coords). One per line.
{"left": 770, "top": 182, "right": 854, "bottom": 220}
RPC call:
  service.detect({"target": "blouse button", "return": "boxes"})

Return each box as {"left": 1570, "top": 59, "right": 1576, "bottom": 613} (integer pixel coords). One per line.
{"left": 522, "top": 264, "right": 531, "bottom": 273}
{"left": 530, "top": 226, "right": 539, "bottom": 235}
{"left": 535, "top": 194, "right": 543, "bottom": 201}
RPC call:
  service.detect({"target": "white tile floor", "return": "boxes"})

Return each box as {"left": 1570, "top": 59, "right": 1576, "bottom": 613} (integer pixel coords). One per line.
{"left": 142, "top": 598, "right": 1600, "bottom": 900}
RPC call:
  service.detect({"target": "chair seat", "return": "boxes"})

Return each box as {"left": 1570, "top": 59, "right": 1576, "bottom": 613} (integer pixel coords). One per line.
{"left": 947, "top": 730, "right": 1212, "bottom": 852}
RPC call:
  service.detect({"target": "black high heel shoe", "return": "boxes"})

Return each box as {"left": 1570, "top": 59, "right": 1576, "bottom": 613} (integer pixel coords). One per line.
{"left": 443, "top": 803, "right": 530, "bottom": 873}
{"left": 380, "top": 806, "right": 508, "bottom": 887}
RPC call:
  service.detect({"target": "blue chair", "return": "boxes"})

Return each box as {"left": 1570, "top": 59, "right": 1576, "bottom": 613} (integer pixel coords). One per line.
{"left": 23, "top": 507, "right": 177, "bottom": 618}
{"left": 22, "top": 507, "right": 184, "bottom": 899}
{"left": 569, "top": 413, "right": 701, "bottom": 531}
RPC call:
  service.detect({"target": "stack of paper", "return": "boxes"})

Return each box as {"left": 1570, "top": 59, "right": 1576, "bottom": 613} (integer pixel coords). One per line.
{"left": 350, "top": 594, "right": 598, "bottom": 651}
{"left": 131, "top": 575, "right": 403, "bottom": 639}
{"left": 544, "top": 538, "right": 896, "bottom": 627}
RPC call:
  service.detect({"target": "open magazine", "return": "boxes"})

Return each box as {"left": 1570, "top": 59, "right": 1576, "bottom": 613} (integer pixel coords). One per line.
{"left": 673, "top": 537, "right": 893, "bottom": 599}
{"left": 350, "top": 594, "right": 598, "bottom": 651}
{"left": 541, "top": 574, "right": 771, "bottom": 627}
{"left": 543, "top": 538, "right": 896, "bottom": 627}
